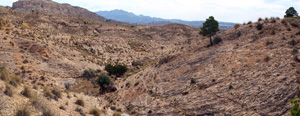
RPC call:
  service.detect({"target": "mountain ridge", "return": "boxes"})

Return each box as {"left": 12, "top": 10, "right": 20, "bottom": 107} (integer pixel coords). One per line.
{"left": 96, "top": 9, "right": 235, "bottom": 28}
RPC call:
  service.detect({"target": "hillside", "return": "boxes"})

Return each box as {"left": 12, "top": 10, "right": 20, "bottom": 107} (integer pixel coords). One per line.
{"left": 0, "top": 0, "right": 299, "bottom": 116}
{"left": 96, "top": 9, "right": 235, "bottom": 28}
{"left": 12, "top": 0, "right": 118, "bottom": 23}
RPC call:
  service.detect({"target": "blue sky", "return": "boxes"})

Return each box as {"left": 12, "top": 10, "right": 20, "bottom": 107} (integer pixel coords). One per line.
{"left": 1, "top": 0, "right": 300, "bottom": 23}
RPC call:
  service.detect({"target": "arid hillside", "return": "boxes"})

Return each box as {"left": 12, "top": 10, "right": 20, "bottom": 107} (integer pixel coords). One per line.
{"left": 0, "top": 0, "right": 300, "bottom": 116}
{"left": 0, "top": 4, "right": 200, "bottom": 116}
{"left": 116, "top": 18, "right": 300, "bottom": 115}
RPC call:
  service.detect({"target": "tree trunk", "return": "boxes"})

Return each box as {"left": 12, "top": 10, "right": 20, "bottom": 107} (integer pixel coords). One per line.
{"left": 209, "top": 36, "right": 213, "bottom": 46}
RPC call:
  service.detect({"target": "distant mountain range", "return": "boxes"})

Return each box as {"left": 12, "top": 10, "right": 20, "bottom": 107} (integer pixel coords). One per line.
{"left": 96, "top": 9, "right": 235, "bottom": 28}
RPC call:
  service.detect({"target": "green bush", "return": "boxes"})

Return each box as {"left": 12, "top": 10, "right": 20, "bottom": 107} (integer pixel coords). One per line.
{"left": 290, "top": 98, "right": 300, "bottom": 116}
{"left": 105, "top": 64, "right": 128, "bottom": 76}
{"left": 96, "top": 74, "right": 111, "bottom": 89}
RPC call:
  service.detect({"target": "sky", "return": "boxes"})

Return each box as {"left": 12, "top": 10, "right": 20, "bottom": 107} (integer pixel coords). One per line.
{"left": 1, "top": 0, "right": 300, "bottom": 23}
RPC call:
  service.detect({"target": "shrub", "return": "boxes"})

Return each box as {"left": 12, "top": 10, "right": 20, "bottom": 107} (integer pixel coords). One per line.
{"left": 23, "top": 59, "right": 28, "bottom": 64}
{"left": 148, "top": 110, "right": 153, "bottom": 114}
{"left": 293, "top": 48, "right": 298, "bottom": 54}
{"left": 134, "top": 81, "right": 139, "bottom": 86}
{"left": 51, "top": 88, "right": 62, "bottom": 98}
{"left": 64, "top": 82, "right": 71, "bottom": 90}
{"left": 82, "top": 69, "right": 96, "bottom": 78}
{"left": 229, "top": 85, "right": 233, "bottom": 89}
{"left": 9, "top": 76, "right": 20, "bottom": 87}
{"left": 296, "top": 31, "right": 300, "bottom": 35}
{"left": 105, "top": 64, "right": 128, "bottom": 76}
{"left": 89, "top": 108, "right": 101, "bottom": 116}
{"left": 247, "top": 21, "right": 252, "bottom": 24}
{"left": 288, "top": 28, "right": 292, "bottom": 31}
{"left": 258, "top": 18, "right": 263, "bottom": 21}
{"left": 271, "top": 19, "right": 276, "bottom": 23}
{"left": 190, "top": 78, "right": 196, "bottom": 84}
{"left": 97, "top": 74, "right": 111, "bottom": 89}
{"left": 75, "top": 99, "right": 85, "bottom": 107}
{"left": 43, "top": 87, "right": 54, "bottom": 99}
{"left": 132, "top": 61, "right": 142, "bottom": 67}
{"left": 158, "top": 56, "right": 176, "bottom": 66}
{"left": 290, "top": 98, "right": 300, "bottom": 116}
{"left": 256, "top": 23, "right": 263, "bottom": 30}
{"left": 264, "top": 56, "right": 271, "bottom": 62}
{"left": 0, "top": 64, "right": 9, "bottom": 81}
{"left": 113, "top": 112, "right": 121, "bottom": 116}
{"left": 21, "top": 86, "right": 32, "bottom": 98}
{"left": 234, "top": 24, "right": 240, "bottom": 29}
{"left": 289, "top": 39, "right": 298, "bottom": 46}
{"left": 16, "top": 107, "right": 30, "bottom": 116}
{"left": 213, "top": 36, "right": 222, "bottom": 44}
{"left": 4, "top": 85, "right": 13, "bottom": 97}
{"left": 266, "top": 40, "right": 273, "bottom": 46}
{"left": 42, "top": 110, "right": 55, "bottom": 116}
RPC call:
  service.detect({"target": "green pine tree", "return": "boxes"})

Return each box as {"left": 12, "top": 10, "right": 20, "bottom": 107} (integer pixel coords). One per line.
{"left": 285, "top": 7, "right": 298, "bottom": 17}
{"left": 199, "top": 16, "right": 220, "bottom": 46}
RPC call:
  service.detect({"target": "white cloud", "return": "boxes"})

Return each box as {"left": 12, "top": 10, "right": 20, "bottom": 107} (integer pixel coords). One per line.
{"left": 1, "top": 0, "right": 300, "bottom": 23}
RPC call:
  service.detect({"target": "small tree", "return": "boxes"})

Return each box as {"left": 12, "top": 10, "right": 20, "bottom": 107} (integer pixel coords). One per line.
{"left": 285, "top": 7, "right": 298, "bottom": 17}
{"left": 96, "top": 74, "right": 111, "bottom": 89}
{"left": 200, "top": 16, "right": 220, "bottom": 46}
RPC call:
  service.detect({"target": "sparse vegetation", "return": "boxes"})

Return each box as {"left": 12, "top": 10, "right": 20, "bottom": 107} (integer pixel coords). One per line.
{"left": 213, "top": 36, "right": 222, "bottom": 44}
{"left": 43, "top": 87, "right": 54, "bottom": 99}
{"left": 256, "top": 23, "right": 263, "bottom": 30}
{"left": 51, "top": 88, "right": 62, "bottom": 98}
{"left": 113, "top": 112, "right": 121, "bottom": 116}
{"left": 15, "top": 107, "right": 30, "bottom": 116}
{"left": 90, "top": 108, "right": 101, "bottom": 116}
{"left": 190, "top": 78, "right": 196, "bottom": 84}
{"left": 266, "top": 40, "right": 273, "bottom": 46}
{"left": 234, "top": 24, "right": 240, "bottom": 29}
{"left": 23, "top": 59, "right": 28, "bottom": 64}
{"left": 75, "top": 99, "right": 85, "bottom": 107}
{"left": 82, "top": 69, "right": 96, "bottom": 78}
{"left": 105, "top": 64, "right": 128, "bottom": 76}
{"left": 289, "top": 39, "right": 298, "bottom": 46}
{"left": 264, "top": 55, "right": 271, "bottom": 62}
{"left": 21, "top": 86, "right": 33, "bottom": 98}
{"left": 4, "top": 85, "right": 13, "bottom": 97}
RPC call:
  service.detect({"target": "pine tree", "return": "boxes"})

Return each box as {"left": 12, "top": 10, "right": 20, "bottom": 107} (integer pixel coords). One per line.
{"left": 199, "top": 16, "right": 220, "bottom": 46}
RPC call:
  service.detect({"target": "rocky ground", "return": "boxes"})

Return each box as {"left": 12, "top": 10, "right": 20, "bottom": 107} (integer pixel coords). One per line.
{"left": 0, "top": 0, "right": 300, "bottom": 116}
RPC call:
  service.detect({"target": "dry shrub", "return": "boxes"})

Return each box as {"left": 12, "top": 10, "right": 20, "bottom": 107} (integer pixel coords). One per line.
{"left": 158, "top": 55, "right": 176, "bottom": 67}
{"left": 21, "top": 86, "right": 33, "bottom": 98}
{"left": 15, "top": 106, "right": 30, "bottom": 116}
{"left": 89, "top": 108, "right": 101, "bottom": 116}
{"left": 4, "top": 85, "right": 13, "bottom": 97}
{"left": 75, "top": 99, "right": 85, "bottom": 107}
{"left": 43, "top": 87, "right": 54, "bottom": 99}
{"left": 51, "top": 88, "right": 62, "bottom": 98}
{"left": 0, "top": 64, "right": 9, "bottom": 81}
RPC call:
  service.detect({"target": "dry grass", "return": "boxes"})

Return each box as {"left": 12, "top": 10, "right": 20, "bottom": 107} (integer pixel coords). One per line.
{"left": 15, "top": 106, "right": 30, "bottom": 116}
{"left": 21, "top": 86, "right": 33, "bottom": 98}
{"left": 4, "top": 85, "right": 13, "bottom": 97}
{"left": 43, "top": 86, "right": 54, "bottom": 99}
